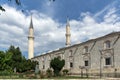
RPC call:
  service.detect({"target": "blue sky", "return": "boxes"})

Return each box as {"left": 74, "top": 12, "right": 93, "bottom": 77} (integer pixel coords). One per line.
{"left": 21, "top": 0, "right": 114, "bottom": 22}
{"left": 0, "top": 0, "right": 120, "bottom": 58}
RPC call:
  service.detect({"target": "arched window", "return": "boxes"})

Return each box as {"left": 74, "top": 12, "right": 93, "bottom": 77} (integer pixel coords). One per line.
{"left": 84, "top": 46, "right": 88, "bottom": 53}
{"left": 42, "top": 56, "right": 44, "bottom": 62}
{"left": 69, "top": 50, "right": 73, "bottom": 57}
{"left": 58, "top": 56, "right": 61, "bottom": 59}
{"left": 104, "top": 40, "right": 111, "bottom": 49}
{"left": 48, "top": 55, "right": 51, "bottom": 61}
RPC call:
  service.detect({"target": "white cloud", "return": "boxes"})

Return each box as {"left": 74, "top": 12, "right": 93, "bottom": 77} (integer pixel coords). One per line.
{"left": 0, "top": 2, "right": 120, "bottom": 58}
{"left": 0, "top": 4, "right": 65, "bottom": 58}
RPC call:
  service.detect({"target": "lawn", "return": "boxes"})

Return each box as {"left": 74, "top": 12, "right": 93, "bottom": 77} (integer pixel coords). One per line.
{"left": 0, "top": 75, "right": 93, "bottom": 79}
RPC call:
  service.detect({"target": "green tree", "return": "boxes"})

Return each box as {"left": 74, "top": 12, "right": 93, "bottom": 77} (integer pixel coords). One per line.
{"left": 6, "top": 45, "right": 23, "bottom": 72}
{"left": 0, "top": 51, "right": 13, "bottom": 72}
{"left": 0, "top": 45, "right": 38, "bottom": 73}
{"left": 50, "top": 57, "right": 65, "bottom": 76}
{"left": 0, "top": 51, "right": 5, "bottom": 70}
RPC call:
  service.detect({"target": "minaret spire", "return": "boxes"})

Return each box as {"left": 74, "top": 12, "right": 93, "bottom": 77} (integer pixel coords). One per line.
{"left": 65, "top": 16, "right": 71, "bottom": 46}
{"left": 28, "top": 15, "right": 34, "bottom": 59}
{"left": 66, "top": 16, "right": 70, "bottom": 26}
{"left": 30, "top": 15, "right": 33, "bottom": 29}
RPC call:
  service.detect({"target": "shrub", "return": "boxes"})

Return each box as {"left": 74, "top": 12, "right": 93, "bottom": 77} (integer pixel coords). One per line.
{"left": 46, "top": 68, "right": 52, "bottom": 78}
{"left": 62, "top": 69, "right": 68, "bottom": 75}
{"left": 39, "top": 71, "right": 45, "bottom": 79}
{"left": 0, "top": 70, "right": 13, "bottom": 76}
{"left": 50, "top": 57, "right": 65, "bottom": 76}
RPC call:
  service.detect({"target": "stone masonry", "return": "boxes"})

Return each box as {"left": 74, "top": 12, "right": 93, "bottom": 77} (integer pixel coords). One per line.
{"left": 32, "top": 31, "right": 120, "bottom": 77}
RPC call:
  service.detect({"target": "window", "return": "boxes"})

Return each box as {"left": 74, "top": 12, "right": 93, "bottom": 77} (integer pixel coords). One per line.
{"left": 62, "top": 54, "right": 64, "bottom": 59}
{"left": 58, "top": 56, "right": 61, "bottom": 59}
{"left": 84, "top": 46, "right": 88, "bottom": 53}
{"left": 69, "top": 50, "right": 73, "bottom": 57}
{"left": 104, "top": 41, "right": 110, "bottom": 49}
{"left": 85, "top": 60, "right": 89, "bottom": 66}
{"left": 105, "top": 57, "right": 111, "bottom": 65}
{"left": 43, "top": 65, "right": 45, "bottom": 69}
{"left": 48, "top": 55, "right": 51, "bottom": 61}
{"left": 42, "top": 56, "right": 45, "bottom": 62}
{"left": 70, "top": 62, "right": 73, "bottom": 68}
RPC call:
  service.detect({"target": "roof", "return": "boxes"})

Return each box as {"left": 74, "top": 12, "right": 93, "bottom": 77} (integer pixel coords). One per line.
{"left": 32, "top": 31, "right": 120, "bottom": 59}
{"left": 64, "top": 31, "right": 120, "bottom": 49}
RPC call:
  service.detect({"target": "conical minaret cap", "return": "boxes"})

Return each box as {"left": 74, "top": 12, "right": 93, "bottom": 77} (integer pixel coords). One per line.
{"left": 29, "top": 15, "right": 33, "bottom": 29}
{"left": 66, "top": 16, "right": 70, "bottom": 26}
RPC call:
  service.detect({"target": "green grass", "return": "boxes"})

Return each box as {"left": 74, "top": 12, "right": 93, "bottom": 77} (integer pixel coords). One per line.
{"left": 45, "top": 76, "right": 90, "bottom": 79}
{"left": 0, "top": 75, "right": 19, "bottom": 79}
{"left": 0, "top": 75, "right": 92, "bottom": 79}
{"left": 0, "top": 73, "right": 93, "bottom": 79}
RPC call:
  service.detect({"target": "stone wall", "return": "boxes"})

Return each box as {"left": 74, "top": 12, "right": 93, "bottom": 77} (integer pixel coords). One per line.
{"left": 32, "top": 32, "right": 120, "bottom": 77}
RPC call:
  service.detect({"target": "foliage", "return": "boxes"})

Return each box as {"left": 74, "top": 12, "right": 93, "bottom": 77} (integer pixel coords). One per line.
{"left": 0, "top": 0, "right": 55, "bottom": 12}
{"left": 0, "top": 45, "right": 38, "bottom": 74}
{"left": 0, "top": 5, "right": 5, "bottom": 11}
{"left": 50, "top": 57, "right": 65, "bottom": 76}
{"left": 39, "top": 71, "right": 45, "bottom": 79}
{"left": 0, "top": 70, "right": 13, "bottom": 76}
{"left": 49, "top": 0, "right": 55, "bottom": 1}
{"left": 0, "top": 51, "right": 13, "bottom": 72}
{"left": 46, "top": 68, "right": 52, "bottom": 78}
{"left": 62, "top": 69, "right": 68, "bottom": 75}
{"left": 6, "top": 46, "right": 23, "bottom": 72}
{"left": 0, "top": 0, "right": 21, "bottom": 11}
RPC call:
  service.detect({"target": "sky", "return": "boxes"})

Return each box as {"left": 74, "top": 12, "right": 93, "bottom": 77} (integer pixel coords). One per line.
{"left": 0, "top": 0, "right": 120, "bottom": 58}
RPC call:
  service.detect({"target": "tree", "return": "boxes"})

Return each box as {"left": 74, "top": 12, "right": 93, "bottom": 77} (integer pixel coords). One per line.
{"left": 6, "top": 45, "right": 38, "bottom": 73}
{"left": 0, "top": 51, "right": 5, "bottom": 70}
{"left": 0, "top": 45, "right": 38, "bottom": 73}
{"left": 0, "top": 51, "right": 13, "bottom": 72}
{"left": 50, "top": 56, "right": 65, "bottom": 76}
{"left": 6, "top": 45, "right": 23, "bottom": 72}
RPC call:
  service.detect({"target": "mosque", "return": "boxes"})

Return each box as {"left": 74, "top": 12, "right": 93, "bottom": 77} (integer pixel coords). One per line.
{"left": 28, "top": 16, "right": 120, "bottom": 77}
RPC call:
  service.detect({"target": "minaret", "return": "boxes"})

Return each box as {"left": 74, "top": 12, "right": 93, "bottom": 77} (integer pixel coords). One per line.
{"left": 65, "top": 17, "right": 71, "bottom": 46}
{"left": 28, "top": 16, "right": 34, "bottom": 59}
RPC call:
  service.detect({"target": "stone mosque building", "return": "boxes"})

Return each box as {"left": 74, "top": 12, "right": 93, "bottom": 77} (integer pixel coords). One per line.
{"left": 28, "top": 16, "right": 120, "bottom": 77}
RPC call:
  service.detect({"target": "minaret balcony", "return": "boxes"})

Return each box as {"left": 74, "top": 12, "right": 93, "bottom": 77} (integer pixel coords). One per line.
{"left": 28, "top": 36, "right": 34, "bottom": 39}
{"left": 66, "top": 34, "right": 71, "bottom": 36}
{"left": 66, "top": 42, "right": 70, "bottom": 45}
